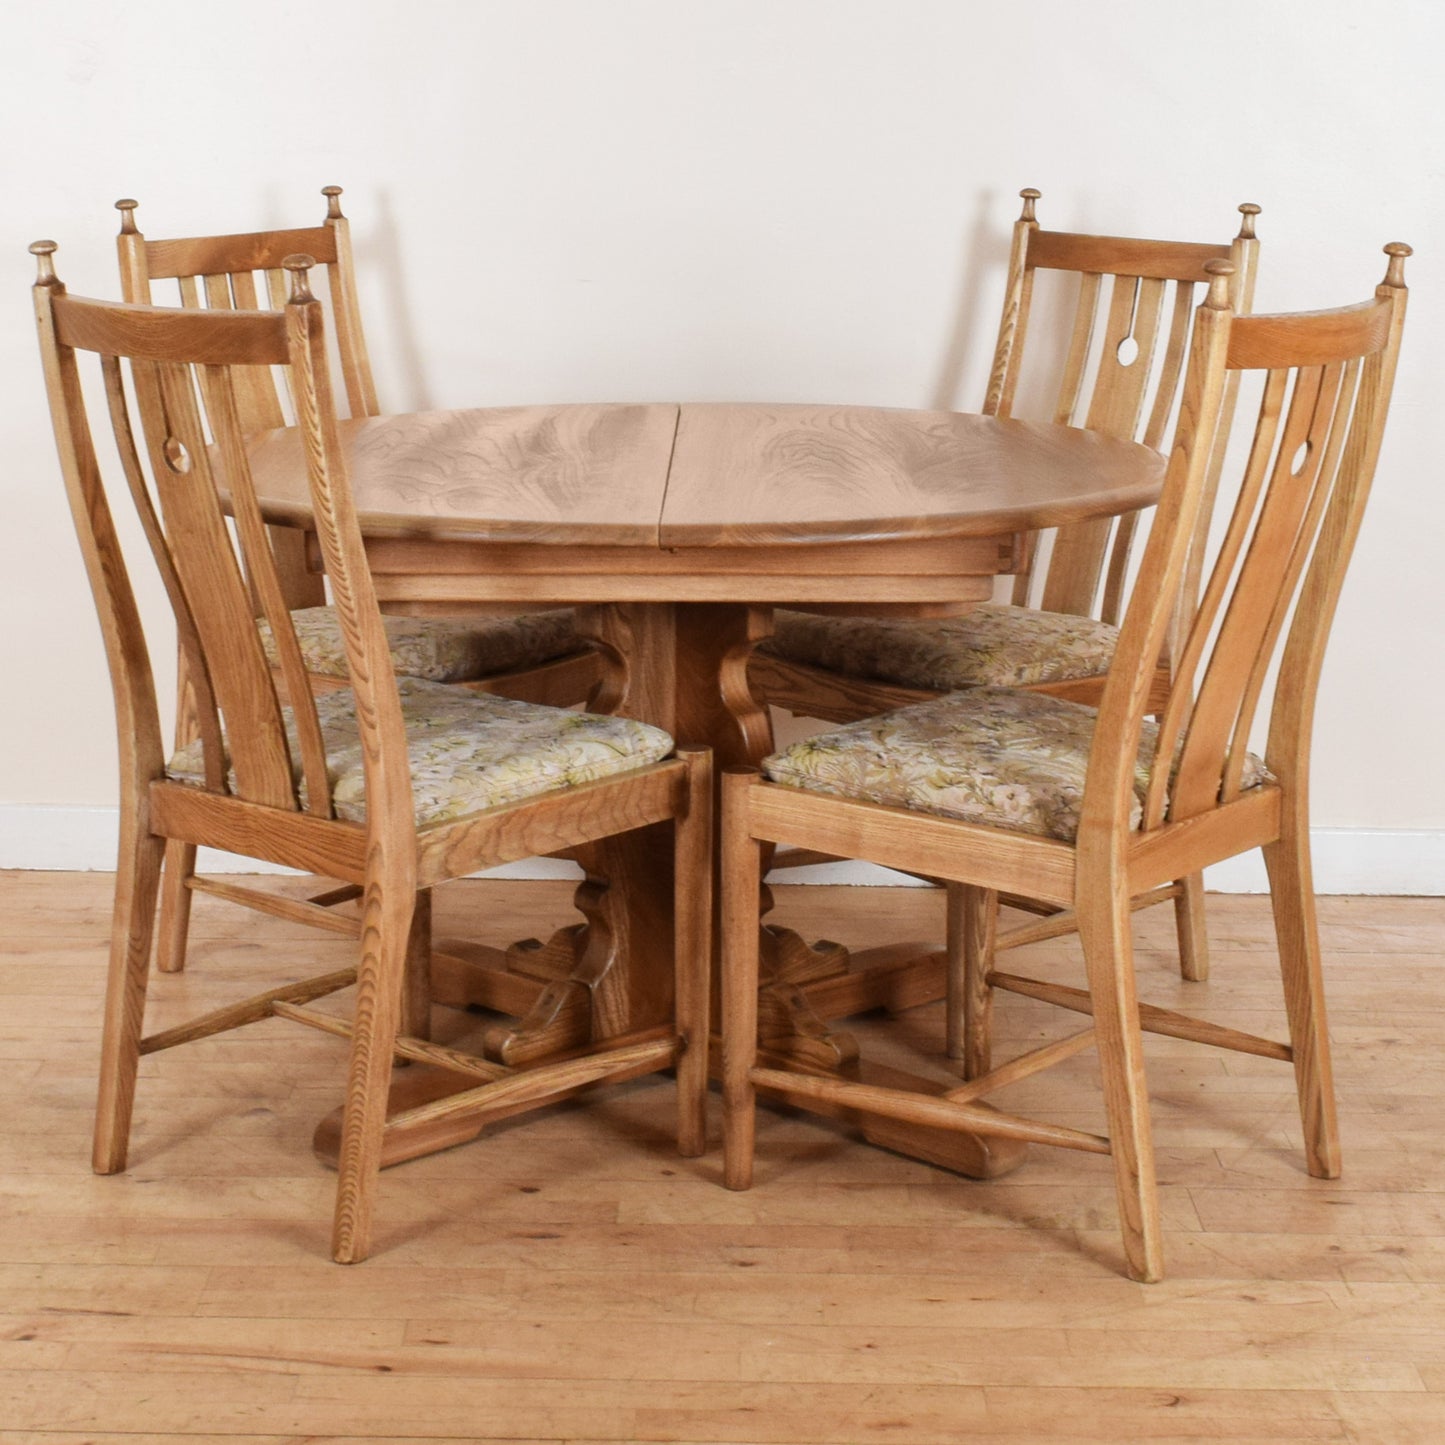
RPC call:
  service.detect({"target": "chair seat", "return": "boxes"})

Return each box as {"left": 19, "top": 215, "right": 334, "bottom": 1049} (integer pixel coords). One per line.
{"left": 763, "top": 686, "right": 1270, "bottom": 842}
{"left": 168, "top": 677, "right": 673, "bottom": 827}
{"left": 259, "top": 606, "right": 583, "bottom": 683}
{"left": 762, "top": 603, "right": 1121, "bottom": 691}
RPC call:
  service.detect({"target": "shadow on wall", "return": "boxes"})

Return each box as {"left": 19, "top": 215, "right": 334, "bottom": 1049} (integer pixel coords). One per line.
{"left": 367, "top": 188, "right": 433, "bottom": 414}
{"left": 928, "top": 189, "right": 1010, "bottom": 413}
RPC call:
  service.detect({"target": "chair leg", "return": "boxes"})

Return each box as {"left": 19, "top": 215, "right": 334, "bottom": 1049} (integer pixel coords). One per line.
{"left": 1076, "top": 881, "right": 1163, "bottom": 1283}
{"left": 721, "top": 769, "right": 762, "bottom": 1191}
{"left": 331, "top": 878, "right": 414, "bottom": 1265}
{"left": 946, "top": 884, "right": 964, "bottom": 1061}
{"left": 673, "top": 748, "right": 714, "bottom": 1158}
{"left": 948, "top": 884, "right": 997, "bottom": 1077}
{"left": 93, "top": 819, "right": 166, "bottom": 1174}
{"left": 1263, "top": 814, "right": 1340, "bottom": 1180}
{"left": 400, "top": 888, "right": 433, "bottom": 1043}
{"left": 1174, "top": 872, "right": 1210, "bottom": 982}
{"left": 153, "top": 840, "right": 196, "bottom": 974}
{"left": 155, "top": 663, "right": 202, "bottom": 975}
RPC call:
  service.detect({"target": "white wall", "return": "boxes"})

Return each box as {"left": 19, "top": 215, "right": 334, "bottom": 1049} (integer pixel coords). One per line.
{"left": 2, "top": 0, "right": 1441, "bottom": 882}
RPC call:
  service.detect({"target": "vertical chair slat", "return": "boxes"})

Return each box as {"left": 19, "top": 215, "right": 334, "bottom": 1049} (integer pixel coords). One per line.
{"left": 1041, "top": 274, "right": 1167, "bottom": 617}
{"left": 200, "top": 364, "right": 334, "bottom": 818}
{"left": 1172, "top": 367, "right": 1334, "bottom": 820}
{"left": 1052, "top": 271, "right": 1102, "bottom": 428}
{"left": 229, "top": 270, "right": 261, "bottom": 308}
{"left": 145, "top": 359, "right": 297, "bottom": 809}
{"left": 263, "top": 267, "right": 300, "bottom": 418}
{"left": 1144, "top": 366, "right": 1288, "bottom": 829}
{"left": 100, "top": 355, "right": 227, "bottom": 792}
{"left": 1087, "top": 275, "right": 1167, "bottom": 439}
{"left": 1098, "top": 510, "right": 1138, "bottom": 627}
{"left": 1221, "top": 361, "right": 1354, "bottom": 800}
{"left": 1142, "top": 282, "right": 1197, "bottom": 451}
{"left": 221, "top": 269, "right": 291, "bottom": 433}
{"left": 1097, "top": 281, "right": 1195, "bottom": 625}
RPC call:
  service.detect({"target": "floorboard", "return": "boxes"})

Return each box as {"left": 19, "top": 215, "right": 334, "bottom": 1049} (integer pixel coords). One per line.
{"left": 1, "top": 871, "right": 1442, "bottom": 1442}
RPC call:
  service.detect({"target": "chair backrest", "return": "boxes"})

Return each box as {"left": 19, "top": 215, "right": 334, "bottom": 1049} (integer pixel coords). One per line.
{"left": 116, "top": 186, "right": 378, "bottom": 613}
{"left": 116, "top": 185, "right": 379, "bottom": 432}
{"left": 1082, "top": 245, "right": 1409, "bottom": 842}
{"left": 32, "top": 243, "right": 411, "bottom": 842}
{"left": 985, "top": 188, "right": 1261, "bottom": 622}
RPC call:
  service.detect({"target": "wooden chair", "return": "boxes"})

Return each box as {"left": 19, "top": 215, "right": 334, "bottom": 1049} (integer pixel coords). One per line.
{"left": 754, "top": 190, "right": 1262, "bottom": 984}
{"left": 722, "top": 247, "right": 1409, "bottom": 1281}
{"left": 116, "top": 186, "right": 600, "bottom": 975}
{"left": 32, "top": 244, "right": 711, "bottom": 1263}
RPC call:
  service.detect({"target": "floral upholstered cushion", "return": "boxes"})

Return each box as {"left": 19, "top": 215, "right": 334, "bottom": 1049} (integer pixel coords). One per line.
{"left": 167, "top": 677, "right": 674, "bottom": 827}
{"left": 258, "top": 606, "right": 582, "bottom": 684}
{"left": 762, "top": 686, "right": 1270, "bottom": 842}
{"left": 762, "top": 603, "right": 1121, "bottom": 690}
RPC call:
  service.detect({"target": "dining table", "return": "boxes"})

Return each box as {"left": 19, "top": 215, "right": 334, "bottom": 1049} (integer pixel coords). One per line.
{"left": 246, "top": 400, "right": 1165, "bottom": 1179}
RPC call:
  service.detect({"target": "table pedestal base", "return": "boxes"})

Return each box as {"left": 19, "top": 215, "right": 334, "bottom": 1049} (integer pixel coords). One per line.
{"left": 312, "top": 601, "right": 1025, "bottom": 1182}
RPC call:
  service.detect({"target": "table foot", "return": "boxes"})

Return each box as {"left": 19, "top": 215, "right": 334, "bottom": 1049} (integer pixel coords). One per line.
{"left": 769, "top": 928, "right": 949, "bottom": 1020}
{"left": 755, "top": 907, "right": 1027, "bottom": 1181}
{"left": 474, "top": 923, "right": 592, "bottom": 1066}
{"left": 431, "top": 933, "right": 593, "bottom": 1064}
{"left": 854, "top": 1059, "right": 1028, "bottom": 1179}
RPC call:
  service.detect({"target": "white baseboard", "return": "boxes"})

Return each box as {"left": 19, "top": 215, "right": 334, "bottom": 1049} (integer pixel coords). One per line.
{"left": 2, "top": 803, "right": 1441, "bottom": 894}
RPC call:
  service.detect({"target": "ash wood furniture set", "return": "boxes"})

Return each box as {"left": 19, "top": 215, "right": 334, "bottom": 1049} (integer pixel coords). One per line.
{"left": 29, "top": 186, "right": 1409, "bottom": 1280}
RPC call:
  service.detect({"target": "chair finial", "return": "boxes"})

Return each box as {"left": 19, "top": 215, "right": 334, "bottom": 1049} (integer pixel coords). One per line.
{"left": 321, "top": 185, "right": 344, "bottom": 221}
{"left": 1382, "top": 242, "right": 1411, "bottom": 289}
{"left": 115, "top": 198, "right": 140, "bottom": 234}
{"left": 283, "top": 253, "right": 317, "bottom": 302}
{"left": 1235, "top": 202, "right": 1261, "bottom": 241}
{"left": 1202, "top": 258, "right": 1235, "bottom": 309}
{"left": 1018, "top": 187, "right": 1041, "bottom": 223}
{"left": 29, "top": 240, "right": 58, "bottom": 285}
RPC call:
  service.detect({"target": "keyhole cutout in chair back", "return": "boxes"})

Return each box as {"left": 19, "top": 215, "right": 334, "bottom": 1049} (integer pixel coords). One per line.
{"left": 162, "top": 436, "right": 191, "bottom": 473}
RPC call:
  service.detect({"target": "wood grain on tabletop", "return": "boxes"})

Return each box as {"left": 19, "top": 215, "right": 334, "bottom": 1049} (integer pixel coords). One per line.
{"left": 659, "top": 403, "right": 1166, "bottom": 547}
{"left": 244, "top": 401, "right": 1164, "bottom": 553}
{"left": 245, "top": 402, "right": 681, "bottom": 545}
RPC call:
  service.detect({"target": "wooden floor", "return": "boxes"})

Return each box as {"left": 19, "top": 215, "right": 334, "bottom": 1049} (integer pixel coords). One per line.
{"left": 1, "top": 871, "right": 1443, "bottom": 1443}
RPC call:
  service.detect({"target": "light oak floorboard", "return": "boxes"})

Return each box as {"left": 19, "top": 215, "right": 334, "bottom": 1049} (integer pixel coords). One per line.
{"left": 0, "top": 871, "right": 1442, "bottom": 1441}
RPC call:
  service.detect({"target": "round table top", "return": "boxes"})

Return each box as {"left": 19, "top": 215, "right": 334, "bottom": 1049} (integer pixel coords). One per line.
{"left": 245, "top": 402, "right": 1165, "bottom": 549}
